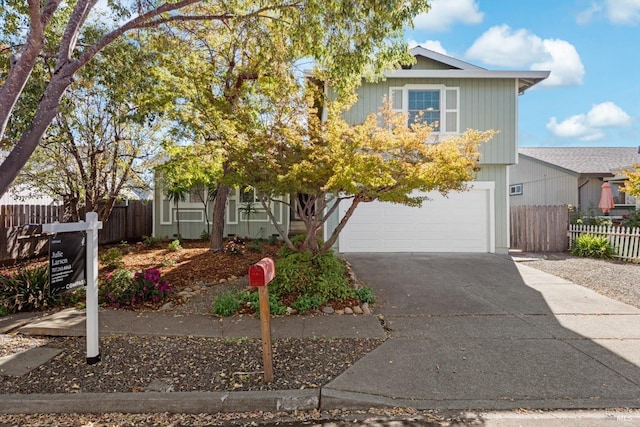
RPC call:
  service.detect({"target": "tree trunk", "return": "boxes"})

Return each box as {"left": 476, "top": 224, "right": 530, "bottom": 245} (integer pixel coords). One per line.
{"left": 62, "top": 195, "right": 80, "bottom": 222}
{"left": 210, "top": 184, "right": 231, "bottom": 252}
{"left": 0, "top": 71, "right": 74, "bottom": 196}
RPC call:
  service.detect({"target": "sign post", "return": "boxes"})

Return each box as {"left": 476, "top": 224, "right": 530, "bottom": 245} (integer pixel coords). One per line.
{"left": 248, "top": 257, "right": 276, "bottom": 382}
{"left": 43, "top": 212, "right": 102, "bottom": 365}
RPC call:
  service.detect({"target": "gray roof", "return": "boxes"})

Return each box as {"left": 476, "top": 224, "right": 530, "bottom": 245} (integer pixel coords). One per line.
{"left": 519, "top": 147, "right": 640, "bottom": 176}
{"left": 386, "top": 47, "right": 549, "bottom": 93}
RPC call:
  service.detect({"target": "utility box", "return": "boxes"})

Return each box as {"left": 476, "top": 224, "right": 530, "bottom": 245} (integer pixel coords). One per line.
{"left": 249, "top": 257, "right": 275, "bottom": 286}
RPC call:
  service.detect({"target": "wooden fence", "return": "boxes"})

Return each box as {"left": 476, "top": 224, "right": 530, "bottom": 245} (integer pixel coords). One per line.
{"left": 99, "top": 201, "right": 153, "bottom": 245}
{"left": 0, "top": 201, "right": 152, "bottom": 263}
{"left": 510, "top": 205, "right": 569, "bottom": 252}
{"left": 568, "top": 224, "right": 640, "bottom": 261}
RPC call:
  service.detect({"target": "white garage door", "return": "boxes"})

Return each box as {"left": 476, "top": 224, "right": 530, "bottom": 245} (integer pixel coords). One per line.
{"left": 338, "top": 182, "right": 495, "bottom": 253}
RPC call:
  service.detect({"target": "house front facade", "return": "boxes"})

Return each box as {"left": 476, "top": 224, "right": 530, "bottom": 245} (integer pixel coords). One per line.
{"left": 326, "top": 47, "right": 549, "bottom": 255}
{"left": 153, "top": 183, "right": 290, "bottom": 241}
{"left": 510, "top": 147, "right": 640, "bottom": 216}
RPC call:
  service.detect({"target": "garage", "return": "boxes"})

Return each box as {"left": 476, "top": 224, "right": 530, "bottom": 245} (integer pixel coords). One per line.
{"left": 337, "top": 182, "right": 495, "bottom": 253}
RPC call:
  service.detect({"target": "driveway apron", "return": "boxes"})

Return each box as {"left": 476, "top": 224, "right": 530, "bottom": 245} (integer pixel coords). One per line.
{"left": 324, "top": 253, "right": 640, "bottom": 410}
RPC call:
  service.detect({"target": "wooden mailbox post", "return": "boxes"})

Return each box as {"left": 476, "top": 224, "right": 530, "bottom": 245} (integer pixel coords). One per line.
{"left": 248, "top": 257, "right": 275, "bottom": 382}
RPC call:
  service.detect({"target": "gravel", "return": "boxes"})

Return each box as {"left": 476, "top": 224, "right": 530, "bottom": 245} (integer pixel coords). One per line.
{"left": 0, "top": 335, "right": 383, "bottom": 394}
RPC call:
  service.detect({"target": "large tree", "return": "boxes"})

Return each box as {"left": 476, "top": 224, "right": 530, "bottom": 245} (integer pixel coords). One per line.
{"left": 3, "top": 0, "right": 429, "bottom": 199}
{"left": 148, "top": 1, "right": 430, "bottom": 250}
{"left": 11, "top": 31, "right": 165, "bottom": 221}
{"left": 233, "top": 91, "right": 496, "bottom": 254}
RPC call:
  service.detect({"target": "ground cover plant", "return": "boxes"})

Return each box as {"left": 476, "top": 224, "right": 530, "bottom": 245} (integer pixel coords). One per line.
{"left": 212, "top": 240, "right": 374, "bottom": 316}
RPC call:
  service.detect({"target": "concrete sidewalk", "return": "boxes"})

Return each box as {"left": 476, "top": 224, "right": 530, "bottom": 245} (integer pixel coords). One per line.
{"left": 2, "top": 254, "right": 640, "bottom": 417}
{"left": 9, "top": 307, "right": 385, "bottom": 340}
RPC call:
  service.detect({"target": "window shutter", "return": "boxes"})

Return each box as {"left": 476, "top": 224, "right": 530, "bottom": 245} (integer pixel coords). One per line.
{"left": 390, "top": 88, "right": 403, "bottom": 112}
{"left": 444, "top": 88, "right": 459, "bottom": 133}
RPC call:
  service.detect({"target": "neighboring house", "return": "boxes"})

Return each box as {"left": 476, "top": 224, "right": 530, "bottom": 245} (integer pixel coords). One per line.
{"left": 324, "top": 46, "right": 548, "bottom": 255}
{"left": 510, "top": 147, "right": 640, "bottom": 216}
{"left": 0, "top": 151, "right": 61, "bottom": 206}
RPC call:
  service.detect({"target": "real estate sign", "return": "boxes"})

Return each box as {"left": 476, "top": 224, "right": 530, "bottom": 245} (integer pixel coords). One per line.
{"left": 49, "top": 231, "right": 87, "bottom": 295}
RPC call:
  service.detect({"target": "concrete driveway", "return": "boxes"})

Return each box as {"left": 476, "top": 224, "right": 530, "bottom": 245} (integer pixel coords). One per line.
{"left": 323, "top": 253, "right": 640, "bottom": 410}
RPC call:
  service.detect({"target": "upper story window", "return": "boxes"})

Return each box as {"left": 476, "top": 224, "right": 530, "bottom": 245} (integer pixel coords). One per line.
{"left": 390, "top": 84, "right": 459, "bottom": 134}
{"left": 408, "top": 90, "right": 441, "bottom": 130}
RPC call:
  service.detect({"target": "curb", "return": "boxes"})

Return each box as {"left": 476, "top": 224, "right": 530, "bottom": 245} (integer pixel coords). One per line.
{"left": 0, "top": 390, "right": 319, "bottom": 414}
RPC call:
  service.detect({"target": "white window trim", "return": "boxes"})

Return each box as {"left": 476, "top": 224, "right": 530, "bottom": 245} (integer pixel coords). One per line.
{"left": 172, "top": 209, "right": 205, "bottom": 223}
{"left": 230, "top": 187, "right": 286, "bottom": 225}
{"left": 389, "top": 84, "right": 460, "bottom": 135}
{"left": 509, "top": 183, "right": 523, "bottom": 196}
{"left": 610, "top": 181, "right": 636, "bottom": 206}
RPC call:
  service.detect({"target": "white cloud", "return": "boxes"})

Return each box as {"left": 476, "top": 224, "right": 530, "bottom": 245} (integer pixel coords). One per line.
{"left": 465, "top": 25, "right": 545, "bottom": 67}
{"left": 413, "top": 0, "right": 484, "bottom": 32}
{"left": 466, "top": 25, "right": 585, "bottom": 87}
{"left": 546, "top": 102, "right": 632, "bottom": 141}
{"left": 576, "top": 2, "right": 603, "bottom": 24}
{"left": 606, "top": 0, "right": 640, "bottom": 24}
{"left": 408, "top": 39, "right": 448, "bottom": 55}
{"left": 546, "top": 115, "right": 604, "bottom": 141}
{"left": 531, "top": 39, "right": 585, "bottom": 86}
{"left": 587, "top": 101, "right": 633, "bottom": 127}
{"left": 577, "top": 0, "right": 640, "bottom": 24}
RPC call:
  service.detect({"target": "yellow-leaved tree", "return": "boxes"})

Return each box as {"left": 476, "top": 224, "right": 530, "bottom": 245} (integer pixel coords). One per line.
{"left": 622, "top": 165, "right": 640, "bottom": 198}
{"left": 232, "top": 90, "right": 496, "bottom": 254}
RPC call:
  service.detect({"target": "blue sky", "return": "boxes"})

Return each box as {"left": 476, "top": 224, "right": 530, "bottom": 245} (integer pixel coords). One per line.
{"left": 405, "top": 0, "right": 640, "bottom": 147}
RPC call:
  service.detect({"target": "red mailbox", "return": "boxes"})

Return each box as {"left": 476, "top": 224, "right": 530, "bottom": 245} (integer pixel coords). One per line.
{"left": 249, "top": 257, "right": 275, "bottom": 286}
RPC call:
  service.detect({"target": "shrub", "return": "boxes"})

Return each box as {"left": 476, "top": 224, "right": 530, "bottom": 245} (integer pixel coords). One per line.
{"left": 270, "top": 251, "right": 355, "bottom": 302}
{"left": 142, "top": 235, "right": 163, "bottom": 246}
{"left": 571, "top": 234, "right": 617, "bottom": 259}
{"left": 101, "top": 268, "right": 173, "bottom": 309}
{"left": 291, "top": 294, "right": 326, "bottom": 313}
{"left": 278, "top": 234, "right": 315, "bottom": 258}
{"left": 118, "top": 241, "right": 131, "bottom": 255}
{"left": 355, "top": 286, "right": 376, "bottom": 304}
{"left": 622, "top": 211, "right": 640, "bottom": 228}
{"left": 167, "top": 239, "right": 182, "bottom": 251}
{"left": 247, "top": 240, "right": 263, "bottom": 253}
{"left": 100, "top": 247, "right": 124, "bottom": 269}
{"left": 244, "top": 291, "right": 287, "bottom": 316}
{"left": 213, "top": 290, "right": 241, "bottom": 316}
{"left": 62, "top": 287, "right": 86, "bottom": 308}
{"left": 200, "top": 230, "right": 211, "bottom": 240}
{"left": 0, "top": 265, "right": 58, "bottom": 313}
{"left": 223, "top": 236, "right": 245, "bottom": 255}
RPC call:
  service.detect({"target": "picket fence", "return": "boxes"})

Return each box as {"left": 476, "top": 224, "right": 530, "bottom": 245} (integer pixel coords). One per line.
{"left": 568, "top": 224, "right": 640, "bottom": 261}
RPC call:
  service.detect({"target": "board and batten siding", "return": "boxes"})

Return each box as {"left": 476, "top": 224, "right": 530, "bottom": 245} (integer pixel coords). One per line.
{"left": 153, "top": 184, "right": 289, "bottom": 240}
{"left": 413, "top": 56, "right": 454, "bottom": 70}
{"left": 509, "top": 156, "right": 578, "bottom": 207}
{"left": 340, "top": 78, "right": 518, "bottom": 165}
{"left": 579, "top": 178, "right": 604, "bottom": 211}
{"left": 476, "top": 165, "right": 509, "bottom": 254}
